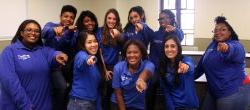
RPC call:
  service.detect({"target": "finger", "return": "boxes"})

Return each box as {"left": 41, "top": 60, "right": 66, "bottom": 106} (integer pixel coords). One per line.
{"left": 110, "top": 29, "right": 115, "bottom": 38}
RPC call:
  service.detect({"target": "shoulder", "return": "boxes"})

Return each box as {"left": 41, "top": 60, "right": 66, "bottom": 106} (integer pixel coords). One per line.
{"left": 182, "top": 56, "right": 194, "bottom": 62}
{"left": 114, "top": 61, "right": 127, "bottom": 68}
{"left": 143, "top": 60, "right": 154, "bottom": 66}
{"left": 1, "top": 45, "right": 15, "bottom": 55}
{"left": 45, "top": 22, "right": 57, "bottom": 26}
{"left": 76, "top": 50, "right": 88, "bottom": 57}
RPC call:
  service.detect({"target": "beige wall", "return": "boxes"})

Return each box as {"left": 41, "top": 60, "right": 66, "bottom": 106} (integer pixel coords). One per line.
{"left": 27, "top": 0, "right": 90, "bottom": 27}
{"left": 195, "top": 0, "right": 250, "bottom": 40}
{"left": 116, "top": 0, "right": 160, "bottom": 30}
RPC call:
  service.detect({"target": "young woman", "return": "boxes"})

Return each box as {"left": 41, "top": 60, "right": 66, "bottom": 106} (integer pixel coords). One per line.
{"left": 195, "top": 16, "right": 250, "bottom": 110}
{"left": 123, "top": 6, "right": 154, "bottom": 48}
{"left": 111, "top": 40, "right": 155, "bottom": 110}
{"left": 159, "top": 35, "right": 199, "bottom": 110}
{"left": 0, "top": 19, "right": 68, "bottom": 110}
{"left": 147, "top": 9, "right": 184, "bottom": 110}
{"left": 41, "top": 5, "right": 77, "bottom": 110}
{"left": 67, "top": 31, "right": 105, "bottom": 110}
{"left": 71, "top": 10, "right": 100, "bottom": 57}
{"left": 98, "top": 8, "right": 123, "bottom": 110}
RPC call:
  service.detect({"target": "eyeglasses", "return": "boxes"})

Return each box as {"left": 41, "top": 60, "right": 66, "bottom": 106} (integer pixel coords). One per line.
{"left": 158, "top": 17, "right": 170, "bottom": 21}
{"left": 23, "top": 29, "right": 40, "bottom": 35}
{"left": 212, "top": 28, "right": 228, "bottom": 33}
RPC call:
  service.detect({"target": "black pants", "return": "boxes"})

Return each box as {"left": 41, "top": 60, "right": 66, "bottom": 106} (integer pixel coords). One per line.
{"left": 51, "top": 69, "right": 67, "bottom": 110}
{"left": 101, "top": 65, "right": 114, "bottom": 110}
{"left": 111, "top": 102, "right": 144, "bottom": 110}
{"left": 145, "top": 71, "right": 165, "bottom": 110}
{"left": 51, "top": 59, "right": 74, "bottom": 110}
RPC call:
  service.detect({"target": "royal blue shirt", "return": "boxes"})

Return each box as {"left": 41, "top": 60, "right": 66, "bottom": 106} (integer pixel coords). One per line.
{"left": 123, "top": 23, "right": 154, "bottom": 48}
{"left": 70, "top": 50, "right": 101, "bottom": 101}
{"left": 0, "top": 40, "right": 58, "bottom": 110}
{"left": 160, "top": 56, "right": 199, "bottom": 110}
{"left": 195, "top": 40, "right": 246, "bottom": 98}
{"left": 96, "top": 27, "right": 122, "bottom": 66}
{"left": 42, "top": 22, "right": 76, "bottom": 58}
{"left": 111, "top": 60, "right": 155, "bottom": 109}
{"left": 149, "top": 27, "right": 184, "bottom": 67}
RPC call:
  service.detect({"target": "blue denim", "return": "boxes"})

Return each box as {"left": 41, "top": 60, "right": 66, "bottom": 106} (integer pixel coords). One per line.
{"left": 201, "top": 84, "right": 250, "bottom": 110}
{"left": 67, "top": 98, "right": 96, "bottom": 110}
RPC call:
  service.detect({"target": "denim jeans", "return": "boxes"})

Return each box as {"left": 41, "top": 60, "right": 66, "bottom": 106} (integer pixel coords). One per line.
{"left": 67, "top": 98, "right": 96, "bottom": 110}
{"left": 201, "top": 84, "right": 250, "bottom": 110}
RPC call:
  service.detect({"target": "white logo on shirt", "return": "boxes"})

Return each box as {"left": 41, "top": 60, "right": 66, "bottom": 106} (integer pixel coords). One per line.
{"left": 18, "top": 54, "right": 31, "bottom": 60}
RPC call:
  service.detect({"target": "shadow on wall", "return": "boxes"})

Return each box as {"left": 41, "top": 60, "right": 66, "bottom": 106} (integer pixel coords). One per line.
{"left": 0, "top": 40, "right": 11, "bottom": 53}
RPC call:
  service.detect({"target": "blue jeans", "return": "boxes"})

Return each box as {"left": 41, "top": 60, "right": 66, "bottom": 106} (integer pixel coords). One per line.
{"left": 201, "top": 84, "right": 250, "bottom": 110}
{"left": 67, "top": 98, "right": 96, "bottom": 110}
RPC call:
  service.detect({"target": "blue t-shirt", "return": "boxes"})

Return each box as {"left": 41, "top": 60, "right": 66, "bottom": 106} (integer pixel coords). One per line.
{"left": 111, "top": 60, "right": 155, "bottom": 109}
{"left": 195, "top": 40, "right": 246, "bottom": 98}
{"left": 70, "top": 50, "right": 101, "bottom": 101}
{"left": 0, "top": 40, "right": 58, "bottom": 110}
{"left": 149, "top": 27, "right": 184, "bottom": 67}
{"left": 160, "top": 56, "right": 199, "bottom": 110}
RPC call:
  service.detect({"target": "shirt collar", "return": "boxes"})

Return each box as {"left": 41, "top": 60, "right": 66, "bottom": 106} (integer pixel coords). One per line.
{"left": 14, "top": 39, "right": 42, "bottom": 51}
{"left": 124, "top": 60, "right": 145, "bottom": 76}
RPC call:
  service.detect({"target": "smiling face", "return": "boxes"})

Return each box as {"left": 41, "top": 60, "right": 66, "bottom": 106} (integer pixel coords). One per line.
{"left": 83, "top": 16, "right": 96, "bottom": 32}
{"left": 213, "top": 23, "right": 231, "bottom": 42}
{"left": 60, "top": 12, "right": 75, "bottom": 26}
{"left": 129, "top": 11, "right": 142, "bottom": 26}
{"left": 21, "top": 23, "right": 40, "bottom": 47}
{"left": 84, "top": 34, "right": 98, "bottom": 55}
{"left": 106, "top": 12, "right": 117, "bottom": 29}
{"left": 158, "top": 13, "right": 171, "bottom": 28}
{"left": 164, "top": 39, "right": 178, "bottom": 61}
{"left": 126, "top": 44, "right": 142, "bottom": 67}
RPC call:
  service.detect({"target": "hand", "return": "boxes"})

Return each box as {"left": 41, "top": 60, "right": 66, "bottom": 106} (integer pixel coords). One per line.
{"left": 135, "top": 22, "right": 143, "bottom": 33}
{"left": 177, "top": 61, "right": 189, "bottom": 74}
{"left": 165, "top": 25, "right": 176, "bottom": 32}
{"left": 87, "top": 56, "right": 97, "bottom": 66}
{"left": 217, "top": 42, "right": 229, "bottom": 53}
{"left": 56, "top": 53, "right": 68, "bottom": 66}
{"left": 53, "top": 26, "right": 64, "bottom": 36}
{"left": 110, "top": 29, "right": 121, "bottom": 39}
{"left": 105, "top": 70, "right": 113, "bottom": 81}
{"left": 136, "top": 78, "right": 147, "bottom": 93}
{"left": 67, "top": 25, "right": 77, "bottom": 32}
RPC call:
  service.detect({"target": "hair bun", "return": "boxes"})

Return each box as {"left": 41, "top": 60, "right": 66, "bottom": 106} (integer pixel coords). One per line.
{"left": 214, "top": 16, "right": 227, "bottom": 24}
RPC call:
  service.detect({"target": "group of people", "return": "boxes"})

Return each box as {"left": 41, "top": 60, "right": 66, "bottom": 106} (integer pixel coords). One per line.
{"left": 0, "top": 4, "right": 250, "bottom": 110}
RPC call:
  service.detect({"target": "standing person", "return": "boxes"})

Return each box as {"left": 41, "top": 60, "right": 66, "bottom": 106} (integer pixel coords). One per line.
{"left": 99, "top": 8, "right": 123, "bottom": 110}
{"left": 67, "top": 31, "right": 105, "bottom": 110}
{"left": 0, "top": 19, "right": 68, "bottom": 110}
{"left": 159, "top": 35, "right": 199, "bottom": 110}
{"left": 147, "top": 9, "right": 184, "bottom": 110}
{"left": 195, "top": 16, "right": 250, "bottom": 110}
{"left": 123, "top": 6, "right": 154, "bottom": 48}
{"left": 72, "top": 10, "right": 99, "bottom": 55}
{"left": 111, "top": 40, "right": 155, "bottom": 110}
{"left": 41, "top": 5, "right": 77, "bottom": 110}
